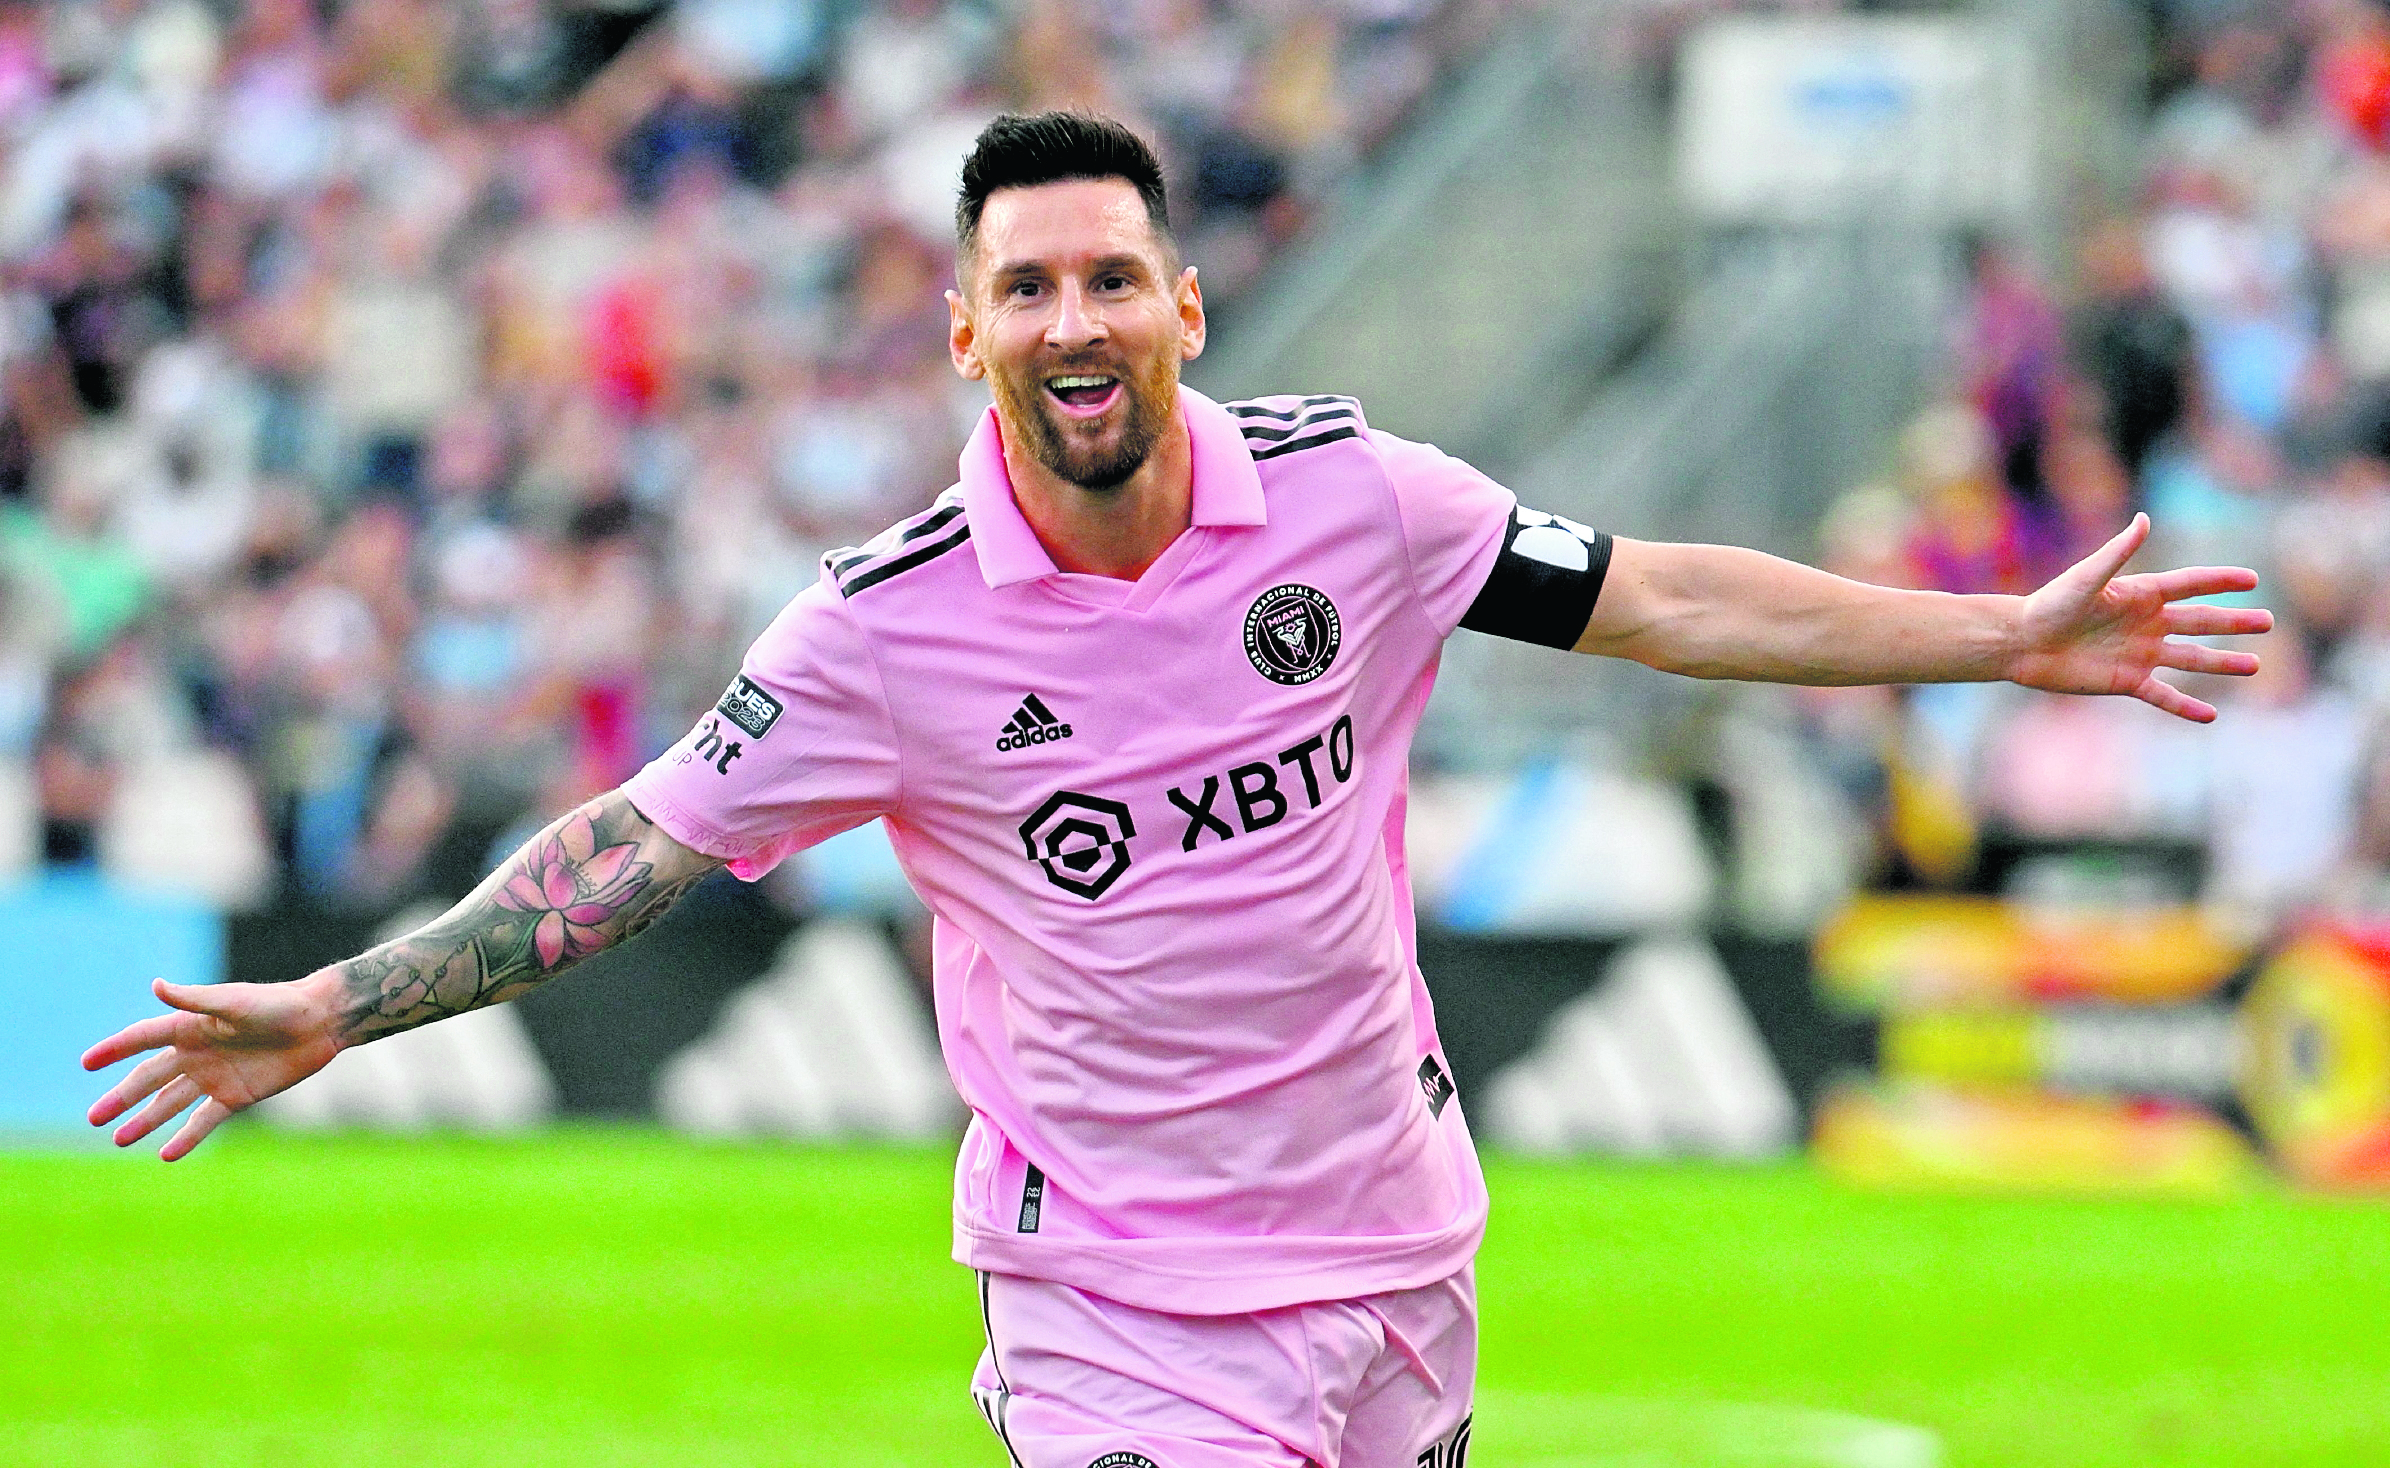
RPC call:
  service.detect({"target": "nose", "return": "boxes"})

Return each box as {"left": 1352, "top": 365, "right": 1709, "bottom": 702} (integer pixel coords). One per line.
{"left": 1045, "top": 278, "right": 1105, "bottom": 354}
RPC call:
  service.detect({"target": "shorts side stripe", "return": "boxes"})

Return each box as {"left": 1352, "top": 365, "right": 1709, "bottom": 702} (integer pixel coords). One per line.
{"left": 977, "top": 1271, "right": 1026, "bottom": 1468}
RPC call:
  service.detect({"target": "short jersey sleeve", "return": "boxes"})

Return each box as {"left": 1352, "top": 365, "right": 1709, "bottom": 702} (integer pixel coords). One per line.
{"left": 1369, "top": 428, "right": 1517, "bottom": 637}
{"left": 622, "top": 579, "right": 901, "bottom": 882}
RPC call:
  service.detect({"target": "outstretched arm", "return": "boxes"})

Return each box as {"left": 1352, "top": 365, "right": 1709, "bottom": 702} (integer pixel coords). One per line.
{"left": 1573, "top": 514, "right": 2273, "bottom": 722}
{"left": 83, "top": 788, "right": 724, "bottom": 1159}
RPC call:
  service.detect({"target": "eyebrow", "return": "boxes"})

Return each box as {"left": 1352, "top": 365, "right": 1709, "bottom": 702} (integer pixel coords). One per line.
{"left": 988, "top": 253, "right": 1152, "bottom": 282}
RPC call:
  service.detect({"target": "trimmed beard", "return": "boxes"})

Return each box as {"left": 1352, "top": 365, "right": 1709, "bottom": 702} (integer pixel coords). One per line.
{"left": 992, "top": 354, "right": 1176, "bottom": 492}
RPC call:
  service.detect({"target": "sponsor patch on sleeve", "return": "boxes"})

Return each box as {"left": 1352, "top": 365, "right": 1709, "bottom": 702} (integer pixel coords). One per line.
{"left": 715, "top": 675, "right": 786, "bottom": 740}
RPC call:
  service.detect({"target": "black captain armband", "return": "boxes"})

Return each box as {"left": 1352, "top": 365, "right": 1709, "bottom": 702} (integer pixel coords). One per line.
{"left": 1458, "top": 504, "right": 1614, "bottom": 649}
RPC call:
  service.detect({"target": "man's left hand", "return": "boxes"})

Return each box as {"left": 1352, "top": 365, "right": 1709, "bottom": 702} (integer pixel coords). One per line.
{"left": 2007, "top": 513, "right": 2274, "bottom": 723}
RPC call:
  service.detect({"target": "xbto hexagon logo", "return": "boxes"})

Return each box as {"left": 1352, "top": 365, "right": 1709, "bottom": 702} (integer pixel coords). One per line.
{"left": 1019, "top": 790, "right": 1136, "bottom": 900}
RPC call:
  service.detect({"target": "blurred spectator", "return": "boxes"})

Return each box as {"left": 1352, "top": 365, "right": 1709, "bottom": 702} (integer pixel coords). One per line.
{"left": 2205, "top": 624, "right": 2367, "bottom": 917}
{"left": 2141, "top": 408, "right": 2277, "bottom": 571}
{"left": 10, "top": 429, "right": 152, "bottom": 657}
{"left": 1980, "top": 691, "right": 2147, "bottom": 840}
{"left": 0, "top": 0, "right": 1494, "bottom": 910}
{"left": 2325, "top": 726, "right": 2390, "bottom": 910}
{"left": 2274, "top": 444, "right": 2390, "bottom": 655}
{"left": 0, "top": 556, "right": 57, "bottom": 753}
{"left": 2071, "top": 218, "right": 2193, "bottom": 482}
{"left": 25, "top": 192, "right": 165, "bottom": 416}
{"left": 1956, "top": 232, "right": 2064, "bottom": 500}
{"left": 526, "top": 497, "right": 659, "bottom": 801}
{"left": 2031, "top": 424, "right": 2136, "bottom": 579}
{"left": 1897, "top": 403, "right": 2039, "bottom": 596}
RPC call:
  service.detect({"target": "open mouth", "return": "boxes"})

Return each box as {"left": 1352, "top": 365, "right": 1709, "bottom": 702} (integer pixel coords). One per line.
{"left": 1044, "top": 373, "right": 1122, "bottom": 419}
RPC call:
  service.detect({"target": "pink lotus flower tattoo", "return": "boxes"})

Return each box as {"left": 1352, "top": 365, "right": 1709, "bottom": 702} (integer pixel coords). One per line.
{"left": 495, "top": 811, "right": 654, "bottom": 967}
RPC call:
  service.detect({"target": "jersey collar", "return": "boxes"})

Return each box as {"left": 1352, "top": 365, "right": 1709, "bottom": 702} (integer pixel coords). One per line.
{"left": 960, "top": 385, "right": 1268, "bottom": 589}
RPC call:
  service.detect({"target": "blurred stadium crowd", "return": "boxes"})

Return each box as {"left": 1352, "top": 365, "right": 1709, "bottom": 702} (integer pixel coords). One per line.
{"left": 1801, "top": 0, "right": 2390, "bottom": 924}
{"left": 13, "top": 0, "right": 2390, "bottom": 932}
{"left": 0, "top": 0, "right": 1487, "bottom": 909}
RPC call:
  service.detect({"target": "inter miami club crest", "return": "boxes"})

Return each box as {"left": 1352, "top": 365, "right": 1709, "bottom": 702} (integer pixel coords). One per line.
{"left": 1243, "top": 583, "right": 1341, "bottom": 686}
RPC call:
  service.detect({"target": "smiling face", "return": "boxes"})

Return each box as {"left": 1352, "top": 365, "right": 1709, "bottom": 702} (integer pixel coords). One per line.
{"left": 950, "top": 177, "right": 1204, "bottom": 492}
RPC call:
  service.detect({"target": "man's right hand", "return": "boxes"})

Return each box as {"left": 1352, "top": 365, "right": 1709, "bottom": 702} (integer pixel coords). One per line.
{"left": 80, "top": 789, "right": 723, "bottom": 1161}
{"left": 83, "top": 974, "right": 345, "bottom": 1161}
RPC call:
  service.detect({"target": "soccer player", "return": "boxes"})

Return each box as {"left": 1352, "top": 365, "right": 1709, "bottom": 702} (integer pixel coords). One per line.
{"left": 84, "top": 113, "right": 2271, "bottom": 1468}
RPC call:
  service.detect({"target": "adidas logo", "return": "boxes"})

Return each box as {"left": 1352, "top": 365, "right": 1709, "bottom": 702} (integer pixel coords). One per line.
{"left": 995, "top": 694, "right": 1073, "bottom": 752}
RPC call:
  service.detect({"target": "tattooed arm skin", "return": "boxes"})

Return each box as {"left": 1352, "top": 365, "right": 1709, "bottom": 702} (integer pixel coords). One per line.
{"left": 334, "top": 790, "right": 724, "bottom": 1042}
{"left": 82, "top": 788, "right": 726, "bottom": 1159}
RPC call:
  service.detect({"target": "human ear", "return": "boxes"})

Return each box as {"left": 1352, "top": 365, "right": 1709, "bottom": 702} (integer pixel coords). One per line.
{"left": 1176, "top": 267, "right": 1206, "bottom": 361}
{"left": 947, "top": 288, "right": 984, "bottom": 381}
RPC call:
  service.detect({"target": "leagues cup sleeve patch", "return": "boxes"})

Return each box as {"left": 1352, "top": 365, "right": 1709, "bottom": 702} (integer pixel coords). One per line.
{"left": 1244, "top": 584, "right": 1342, "bottom": 685}
{"left": 1459, "top": 504, "right": 1613, "bottom": 650}
{"left": 714, "top": 675, "right": 786, "bottom": 739}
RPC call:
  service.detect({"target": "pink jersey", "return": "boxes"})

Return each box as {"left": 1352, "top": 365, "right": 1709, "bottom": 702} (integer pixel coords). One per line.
{"left": 624, "top": 386, "right": 1515, "bottom": 1315}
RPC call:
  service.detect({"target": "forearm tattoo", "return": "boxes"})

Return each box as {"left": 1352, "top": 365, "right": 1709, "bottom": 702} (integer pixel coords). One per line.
{"left": 333, "top": 793, "right": 720, "bottom": 1044}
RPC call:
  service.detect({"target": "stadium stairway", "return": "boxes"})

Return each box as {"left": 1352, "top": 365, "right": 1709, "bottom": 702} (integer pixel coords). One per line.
{"left": 1188, "top": 2, "right": 1686, "bottom": 484}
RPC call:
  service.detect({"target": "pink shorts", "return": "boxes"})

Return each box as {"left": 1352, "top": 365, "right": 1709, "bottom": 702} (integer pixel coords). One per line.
{"left": 969, "top": 1267, "right": 1475, "bottom": 1468}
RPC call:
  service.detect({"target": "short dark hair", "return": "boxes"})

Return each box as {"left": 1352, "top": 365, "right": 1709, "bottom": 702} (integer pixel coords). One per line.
{"left": 955, "top": 111, "right": 1172, "bottom": 267}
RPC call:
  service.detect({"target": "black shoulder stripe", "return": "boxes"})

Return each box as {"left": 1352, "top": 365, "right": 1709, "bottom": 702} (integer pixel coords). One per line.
{"left": 1239, "top": 407, "right": 1359, "bottom": 443}
{"left": 828, "top": 502, "right": 967, "bottom": 577}
{"left": 1249, "top": 425, "right": 1361, "bottom": 461}
{"left": 1227, "top": 394, "right": 1355, "bottom": 424}
{"left": 838, "top": 523, "right": 972, "bottom": 597}
{"left": 827, "top": 541, "right": 878, "bottom": 576}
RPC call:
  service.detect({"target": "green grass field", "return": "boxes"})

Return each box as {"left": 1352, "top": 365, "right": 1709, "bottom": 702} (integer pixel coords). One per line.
{"left": 4, "top": 1130, "right": 2387, "bottom": 1467}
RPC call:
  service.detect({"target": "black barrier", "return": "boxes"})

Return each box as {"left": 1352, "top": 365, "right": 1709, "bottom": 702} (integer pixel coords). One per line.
{"left": 1414, "top": 930, "right": 1873, "bottom": 1121}
{"left": 230, "top": 898, "right": 1871, "bottom": 1129}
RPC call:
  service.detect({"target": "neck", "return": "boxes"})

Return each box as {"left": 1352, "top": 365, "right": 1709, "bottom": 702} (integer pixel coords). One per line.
{"left": 1001, "top": 399, "right": 1194, "bottom": 580}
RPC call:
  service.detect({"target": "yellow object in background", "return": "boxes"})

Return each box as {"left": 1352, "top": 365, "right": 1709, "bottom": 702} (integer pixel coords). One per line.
{"left": 1883, "top": 744, "right": 1978, "bottom": 888}
{"left": 1815, "top": 895, "right": 2248, "bottom": 1010}
{"left": 2241, "top": 928, "right": 2390, "bottom": 1190}
{"left": 1814, "top": 1083, "right": 2261, "bottom": 1197}
{"left": 1880, "top": 1009, "right": 2038, "bottom": 1086}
